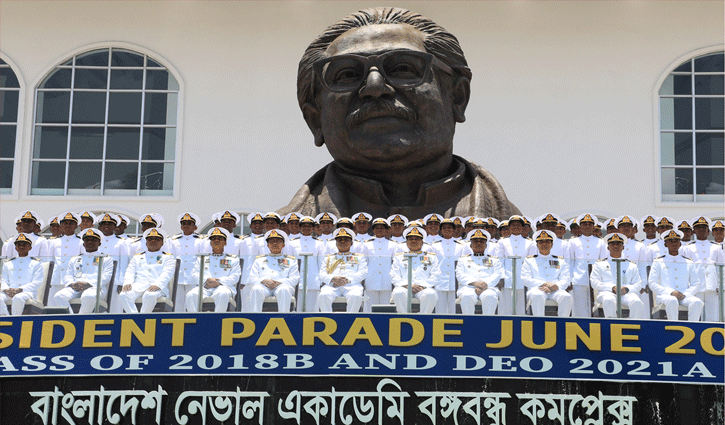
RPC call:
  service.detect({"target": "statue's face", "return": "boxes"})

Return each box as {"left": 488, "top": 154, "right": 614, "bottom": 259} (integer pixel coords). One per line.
{"left": 317, "top": 24, "right": 456, "bottom": 172}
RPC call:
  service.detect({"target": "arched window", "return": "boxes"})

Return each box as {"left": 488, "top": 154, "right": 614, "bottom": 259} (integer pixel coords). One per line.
{"left": 32, "top": 47, "right": 178, "bottom": 196}
{"left": 0, "top": 57, "right": 21, "bottom": 194}
{"left": 659, "top": 51, "right": 724, "bottom": 202}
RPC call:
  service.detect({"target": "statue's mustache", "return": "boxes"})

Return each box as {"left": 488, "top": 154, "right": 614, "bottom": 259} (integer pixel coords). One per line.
{"left": 346, "top": 100, "right": 417, "bottom": 128}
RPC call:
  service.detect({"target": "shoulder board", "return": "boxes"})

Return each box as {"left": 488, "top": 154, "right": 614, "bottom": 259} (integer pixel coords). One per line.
{"left": 7, "top": 257, "right": 18, "bottom": 261}
{"left": 655, "top": 255, "right": 665, "bottom": 259}
{"left": 255, "top": 235, "right": 264, "bottom": 239}
{"left": 431, "top": 240, "right": 442, "bottom": 245}
{"left": 255, "top": 254, "right": 266, "bottom": 258}
{"left": 527, "top": 255, "right": 537, "bottom": 258}
{"left": 192, "top": 234, "right": 200, "bottom": 238}
{"left": 30, "top": 257, "right": 41, "bottom": 261}
{"left": 682, "top": 256, "right": 692, "bottom": 261}
{"left": 172, "top": 234, "right": 183, "bottom": 239}
{"left": 364, "top": 239, "right": 375, "bottom": 243}
{"left": 284, "top": 255, "right": 296, "bottom": 259}
{"left": 554, "top": 256, "right": 563, "bottom": 259}
{"left": 395, "top": 252, "right": 405, "bottom": 256}
{"left": 423, "top": 251, "right": 436, "bottom": 255}
{"left": 234, "top": 234, "right": 241, "bottom": 239}
{"left": 163, "top": 252, "right": 172, "bottom": 255}
{"left": 75, "top": 235, "right": 81, "bottom": 239}
{"left": 289, "top": 236, "right": 300, "bottom": 241}
{"left": 684, "top": 241, "right": 694, "bottom": 245}
{"left": 48, "top": 236, "right": 58, "bottom": 240}
{"left": 460, "top": 254, "right": 471, "bottom": 258}
{"left": 525, "top": 237, "right": 533, "bottom": 241}
{"left": 136, "top": 252, "right": 145, "bottom": 256}
{"left": 226, "top": 254, "right": 238, "bottom": 258}
{"left": 627, "top": 259, "right": 635, "bottom": 264}
{"left": 648, "top": 241, "right": 658, "bottom": 246}
{"left": 454, "top": 240, "right": 465, "bottom": 244}
{"left": 597, "top": 258, "right": 607, "bottom": 262}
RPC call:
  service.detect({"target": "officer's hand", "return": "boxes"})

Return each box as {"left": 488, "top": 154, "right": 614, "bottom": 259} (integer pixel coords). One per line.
{"left": 122, "top": 284, "right": 132, "bottom": 292}
{"left": 412, "top": 284, "right": 424, "bottom": 294}
{"left": 671, "top": 290, "right": 685, "bottom": 301}
{"left": 204, "top": 278, "right": 220, "bottom": 289}
{"left": 473, "top": 281, "right": 488, "bottom": 291}
{"left": 331, "top": 277, "right": 348, "bottom": 287}
{"left": 148, "top": 285, "right": 160, "bottom": 292}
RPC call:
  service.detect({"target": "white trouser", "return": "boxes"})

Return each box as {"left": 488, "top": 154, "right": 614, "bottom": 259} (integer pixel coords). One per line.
{"left": 46, "top": 285, "right": 63, "bottom": 307}
{"left": 186, "top": 285, "right": 234, "bottom": 313}
{"left": 527, "top": 287, "right": 572, "bottom": 317}
{"left": 498, "top": 288, "right": 525, "bottom": 315}
{"left": 656, "top": 294, "right": 704, "bottom": 321}
{"left": 639, "top": 289, "right": 652, "bottom": 319}
{"left": 0, "top": 291, "right": 35, "bottom": 315}
{"left": 435, "top": 290, "right": 455, "bottom": 315}
{"left": 364, "top": 290, "right": 391, "bottom": 312}
{"left": 175, "top": 284, "right": 195, "bottom": 312}
{"left": 597, "top": 291, "right": 645, "bottom": 319}
{"left": 119, "top": 288, "right": 167, "bottom": 313}
{"left": 109, "top": 285, "right": 125, "bottom": 313}
{"left": 54, "top": 287, "right": 105, "bottom": 314}
{"left": 570, "top": 285, "right": 591, "bottom": 318}
{"left": 249, "top": 283, "right": 294, "bottom": 313}
{"left": 318, "top": 285, "right": 363, "bottom": 312}
{"left": 391, "top": 286, "right": 437, "bottom": 314}
{"left": 296, "top": 289, "right": 320, "bottom": 312}
{"left": 698, "top": 291, "right": 721, "bottom": 322}
{"left": 240, "top": 284, "right": 253, "bottom": 312}
{"left": 457, "top": 286, "right": 499, "bottom": 315}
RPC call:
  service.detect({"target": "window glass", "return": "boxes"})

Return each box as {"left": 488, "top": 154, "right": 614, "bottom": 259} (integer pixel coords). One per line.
{"left": 32, "top": 47, "right": 178, "bottom": 196}
{"left": 660, "top": 52, "right": 724, "bottom": 202}
{"left": 1, "top": 57, "right": 20, "bottom": 193}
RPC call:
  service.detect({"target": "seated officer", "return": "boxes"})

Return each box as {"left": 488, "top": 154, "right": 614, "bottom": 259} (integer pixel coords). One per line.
{"left": 649, "top": 229, "right": 704, "bottom": 321}
{"left": 54, "top": 228, "right": 114, "bottom": 314}
{"left": 590, "top": 233, "right": 645, "bottom": 319}
{"left": 46, "top": 211, "right": 83, "bottom": 304}
{"left": 318, "top": 228, "right": 368, "bottom": 312}
{"left": 119, "top": 228, "right": 176, "bottom": 313}
{"left": 522, "top": 230, "right": 573, "bottom": 317}
{"left": 455, "top": 229, "right": 504, "bottom": 315}
{"left": 390, "top": 227, "right": 440, "bottom": 314}
{"left": 249, "top": 230, "right": 300, "bottom": 313}
{"left": 0, "top": 234, "right": 43, "bottom": 316}
{"left": 186, "top": 227, "right": 241, "bottom": 313}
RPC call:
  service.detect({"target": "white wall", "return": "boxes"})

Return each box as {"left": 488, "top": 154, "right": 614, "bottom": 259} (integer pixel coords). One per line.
{"left": 0, "top": 1, "right": 722, "bottom": 238}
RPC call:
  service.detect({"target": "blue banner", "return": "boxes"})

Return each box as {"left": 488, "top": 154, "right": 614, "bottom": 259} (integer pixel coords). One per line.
{"left": 0, "top": 313, "right": 722, "bottom": 384}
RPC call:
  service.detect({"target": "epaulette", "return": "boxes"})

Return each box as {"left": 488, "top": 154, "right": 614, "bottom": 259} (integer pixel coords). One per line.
{"left": 226, "top": 254, "right": 238, "bottom": 258}
{"left": 289, "top": 236, "right": 300, "bottom": 241}
{"left": 455, "top": 240, "right": 465, "bottom": 244}
{"left": 554, "top": 256, "right": 563, "bottom": 259}
{"left": 395, "top": 252, "right": 405, "bottom": 256}
{"left": 285, "top": 254, "right": 296, "bottom": 259}
{"left": 423, "top": 251, "right": 436, "bottom": 255}
{"left": 30, "top": 257, "right": 41, "bottom": 261}
{"left": 163, "top": 252, "right": 172, "bottom": 255}
{"left": 684, "top": 241, "right": 694, "bottom": 245}
{"left": 255, "top": 234, "right": 264, "bottom": 239}
{"left": 132, "top": 236, "right": 142, "bottom": 242}
{"left": 527, "top": 255, "right": 537, "bottom": 258}
{"left": 256, "top": 254, "right": 265, "bottom": 258}
{"left": 597, "top": 258, "right": 607, "bottom": 262}
{"left": 75, "top": 235, "right": 81, "bottom": 239}
{"left": 136, "top": 252, "right": 145, "bottom": 255}
{"left": 48, "top": 235, "right": 58, "bottom": 240}
{"left": 172, "top": 234, "right": 183, "bottom": 240}
{"left": 682, "top": 256, "right": 692, "bottom": 261}
{"left": 655, "top": 255, "right": 665, "bottom": 259}
{"left": 648, "top": 241, "right": 658, "bottom": 246}
{"left": 234, "top": 234, "right": 241, "bottom": 239}
{"left": 460, "top": 254, "right": 471, "bottom": 258}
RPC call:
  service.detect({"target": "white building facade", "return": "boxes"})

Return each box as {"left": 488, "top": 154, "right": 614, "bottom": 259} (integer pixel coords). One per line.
{"left": 0, "top": 1, "right": 722, "bottom": 238}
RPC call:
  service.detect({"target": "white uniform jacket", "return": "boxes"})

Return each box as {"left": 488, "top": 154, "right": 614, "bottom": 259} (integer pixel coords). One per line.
{"left": 648, "top": 254, "right": 702, "bottom": 297}
{"left": 390, "top": 251, "right": 441, "bottom": 288}
{"left": 123, "top": 252, "right": 176, "bottom": 294}
{"left": 248, "top": 254, "right": 299, "bottom": 289}
{"left": 171, "top": 233, "right": 204, "bottom": 286}
{"left": 1, "top": 256, "right": 44, "bottom": 293}
{"left": 48, "top": 235, "right": 84, "bottom": 286}
{"left": 496, "top": 235, "right": 536, "bottom": 289}
{"left": 63, "top": 254, "right": 114, "bottom": 293}
{"left": 521, "top": 255, "right": 571, "bottom": 290}
{"left": 590, "top": 257, "right": 642, "bottom": 295}
{"left": 319, "top": 252, "right": 367, "bottom": 288}
{"left": 431, "top": 239, "right": 470, "bottom": 291}
{"left": 192, "top": 254, "right": 242, "bottom": 295}
{"left": 568, "top": 236, "right": 606, "bottom": 287}
{"left": 362, "top": 238, "right": 397, "bottom": 291}
{"left": 98, "top": 235, "right": 130, "bottom": 286}
{"left": 455, "top": 254, "right": 505, "bottom": 291}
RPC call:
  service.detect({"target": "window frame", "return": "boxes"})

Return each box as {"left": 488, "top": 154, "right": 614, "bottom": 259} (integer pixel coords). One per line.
{"left": 27, "top": 42, "right": 183, "bottom": 201}
{"left": 0, "top": 53, "right": 25, "bottom": 199}
{"left": 655, "top": 46, "right": 724, "bottom": 206}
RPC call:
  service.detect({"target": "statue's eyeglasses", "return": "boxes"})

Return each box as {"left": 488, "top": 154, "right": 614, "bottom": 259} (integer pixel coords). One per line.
{"left": 313, "top": 50, "right": 454, "bottom": 93}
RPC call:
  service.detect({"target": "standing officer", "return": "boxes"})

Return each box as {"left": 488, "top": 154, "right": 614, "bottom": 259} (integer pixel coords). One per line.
{"left": 288, "top": 216, "right": 323, "bottom": 312}
{"left": 352, "top": 212, "right": 373, "bottom": 241}
{"left": 431, "top": 218, "right": 469, "bottom": 314}
{"left": 96, "top": 213, "right": 131, "bottom": 313}
{"left": 497, "top": 215, "right": 536, "bottom": 315}
{"left": 568, "top": 214, "right": 606, "bottom": 317}
{"left": 172, "top": 212, "right": 204, "bottom": 310}
{"left": 362, "top": 218, "right": 397, "bottom": 312}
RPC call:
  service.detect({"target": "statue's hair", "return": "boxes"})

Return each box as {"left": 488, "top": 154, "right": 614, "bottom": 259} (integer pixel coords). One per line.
{"left": 297, "top": 7, "right": 472, "bottom": 108}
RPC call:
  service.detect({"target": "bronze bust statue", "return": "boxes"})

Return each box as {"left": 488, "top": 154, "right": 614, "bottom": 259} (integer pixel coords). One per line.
{"left": 278, "top": 7, "right": 520, "bottom": 219}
